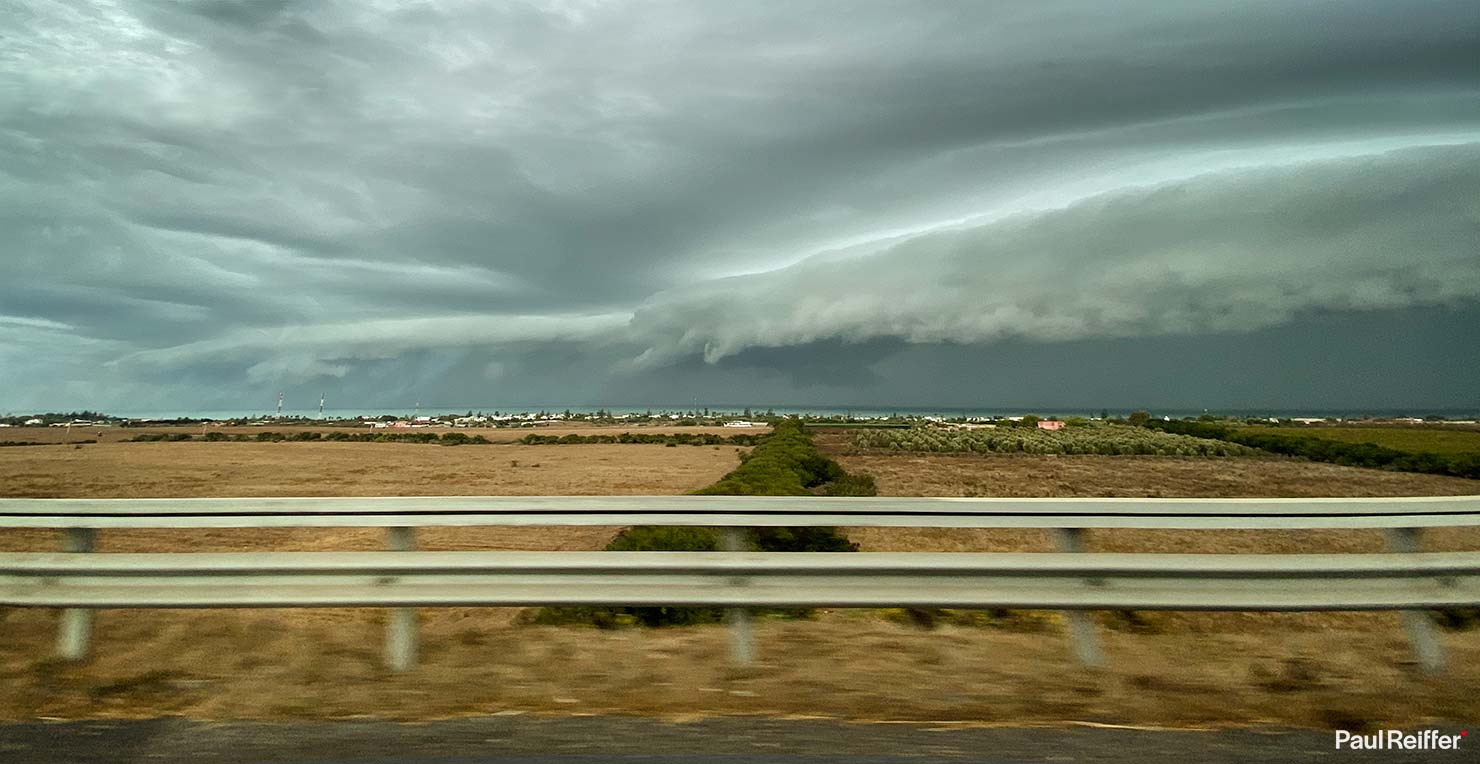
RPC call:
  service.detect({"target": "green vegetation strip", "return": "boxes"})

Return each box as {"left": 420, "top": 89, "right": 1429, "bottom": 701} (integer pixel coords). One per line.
{"left": 130, "top": 431, "right": 492, "bottom": 445}
{"left": 518, "top": 432, "right": 763, "bottom": 446}
{"left": 531, "top": 418, "right": 871, "bottom": 628}
{"left": 1243, "top": 426, "right": 1480, "bottom": 457}
{"left": 1, "top": 441, "right": 96, "bottom": 447}
{"left": 126, "top": 431, "right": 767, "bottom": 447}
{"left": 1146, "top": 420, "right": 1480, "bottom": 480}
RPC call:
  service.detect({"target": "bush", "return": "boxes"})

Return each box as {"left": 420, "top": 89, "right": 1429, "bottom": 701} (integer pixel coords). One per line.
{"left": 536, "top": 418, "right": 869, "bottom": 627}
{"left": 1432, "top": 608, "right": 1480, "bottom": 631}
{"left": 128, "top": 432, "right": 194, "bottom": 442}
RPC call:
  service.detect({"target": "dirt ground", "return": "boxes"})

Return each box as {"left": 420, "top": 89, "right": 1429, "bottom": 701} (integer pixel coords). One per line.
{"left": 1, "top": 441, "right": 1478, "bottom": 726}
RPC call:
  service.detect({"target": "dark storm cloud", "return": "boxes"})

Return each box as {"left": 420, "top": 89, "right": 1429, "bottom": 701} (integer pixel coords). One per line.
{"left": 2, "top": 1, "right": 1479, "bottom": 410}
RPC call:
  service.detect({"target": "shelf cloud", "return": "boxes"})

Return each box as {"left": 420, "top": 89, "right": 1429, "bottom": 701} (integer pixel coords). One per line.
{"left": 3, "top": 1, "right": 1479, "bottom": 411}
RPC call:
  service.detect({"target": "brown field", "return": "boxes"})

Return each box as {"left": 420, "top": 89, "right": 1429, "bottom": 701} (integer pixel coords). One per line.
{"left": 0, "top": 438, "right": 746, "bottom": 556}
{"left": 1, "top": 438, "right": 1478, "bottom": 725}
{"left": 0, "top": 440, "right": 748, "bottom": 499}
{"left": 826, "top": 449, "right": 1480, "bottom": 552}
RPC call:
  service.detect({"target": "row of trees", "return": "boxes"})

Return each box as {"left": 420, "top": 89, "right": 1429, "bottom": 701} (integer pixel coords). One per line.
{"left": 517, "top": 432, "right": 764, "bottom": 447}
{"left": 1144, "top": 419, "right": 1480, "bottom": 480}
{"left": 130, "top": 431, "right": 492, "bottom": 445}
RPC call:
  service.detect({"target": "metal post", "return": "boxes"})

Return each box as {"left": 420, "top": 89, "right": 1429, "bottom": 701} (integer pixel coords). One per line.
{"left": 722, "top": 527, "right": 755, "bottom": 664}
{"left": 385, "top": 526, "right": 418, "bottom": 672}
{"left": 1385, "top": 527, "right": 1444, "bottom": 673}
{"left": 1053, "top": 527, "right": 1105, "bottom": 668}
{"left": 58, "top": 527, "right": 96, "bottom": 661}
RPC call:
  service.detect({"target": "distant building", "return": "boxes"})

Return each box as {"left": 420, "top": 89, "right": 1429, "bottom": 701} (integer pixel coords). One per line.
{"left": 1036, "top": 420, "right": 1066, "bottom": 431}
{"left": 723, "top": 421, "right": 764, "bottom": 428}
{"left": 23, "top": 418, "right": 43, "bottom": 426}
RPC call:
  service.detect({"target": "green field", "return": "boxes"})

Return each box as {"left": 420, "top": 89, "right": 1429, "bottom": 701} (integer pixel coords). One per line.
{"left": 1243, "top": 426, "right": 1480, "bottom": 456}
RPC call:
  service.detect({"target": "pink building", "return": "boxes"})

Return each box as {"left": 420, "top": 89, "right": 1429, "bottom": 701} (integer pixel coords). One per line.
{"left": 1036, "top": 420, "right": 1066, "bottom": 430}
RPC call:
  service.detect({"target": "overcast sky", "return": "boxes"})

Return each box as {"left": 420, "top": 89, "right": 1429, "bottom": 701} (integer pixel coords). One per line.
{"left": 4, "top": 1, "right": 1479, "bottom": 413}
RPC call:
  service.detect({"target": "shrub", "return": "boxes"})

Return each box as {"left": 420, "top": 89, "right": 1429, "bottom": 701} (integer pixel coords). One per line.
{"left": 1432, "top": 608, "right": 1480, "bottom": 631}
{"left": 128, "top": 432, "right": 194, "bottom": 442}
{"left": 537, "top": 418, "right": 869, "bottom": 627}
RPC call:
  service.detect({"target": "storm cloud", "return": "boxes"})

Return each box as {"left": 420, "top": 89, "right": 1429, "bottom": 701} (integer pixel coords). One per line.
{"left": 3, "top": 1, "right": 1479, "bottom": 411}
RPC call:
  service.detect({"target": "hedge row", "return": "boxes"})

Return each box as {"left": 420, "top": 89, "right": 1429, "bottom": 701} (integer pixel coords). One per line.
{"left": 518, "top": 432, "right": 764, "bottom": 446}
{"left": 1145, "top": 420, "right": 1480, "bottom": 480}
{"left": 531, "top": 419, "right": 868, "bottom": 627}
{"left": 692, "top": 418, "right": 849, "bottom": 495}
{"left": 131, "top": 431, "right": 491, "bottom": 445}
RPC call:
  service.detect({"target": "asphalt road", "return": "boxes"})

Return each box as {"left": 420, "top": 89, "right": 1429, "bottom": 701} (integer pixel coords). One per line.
{"left": 0, "top": 717, "right": 1470, "bottom": 763}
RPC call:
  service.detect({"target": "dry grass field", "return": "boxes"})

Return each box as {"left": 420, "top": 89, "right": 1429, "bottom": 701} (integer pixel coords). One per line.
{"left": 0, "top": 436, "right": 747, "bottom": 556}
{"left": 1, "top": 431, "right": 1478, "bottom": 725}
{"left": 3, "top": 613, "right": 1477, "bottom": 728}
{"left": 0, "top": 440, "right": 748, "bottom": 499}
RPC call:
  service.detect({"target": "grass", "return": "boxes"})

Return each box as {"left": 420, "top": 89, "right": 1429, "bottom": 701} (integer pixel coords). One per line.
{"left": 1242, "top": 426, "right": 1480, "bottom": 456}
{"left": 0, "top": 441, "right": 746, "bottom": 498}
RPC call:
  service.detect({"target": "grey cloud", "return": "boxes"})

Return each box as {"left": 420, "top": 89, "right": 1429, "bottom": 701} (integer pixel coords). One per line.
{"left": 625, "top": 143, "right": 1480, "bottom": 365}
{"left": 3, "top": 1, "right": 1479, "bottom": 410}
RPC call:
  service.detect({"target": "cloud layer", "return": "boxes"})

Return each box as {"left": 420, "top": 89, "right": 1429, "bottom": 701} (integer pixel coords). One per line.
{"left": 3, "top": 1, "right": 1479, "bottom": 411}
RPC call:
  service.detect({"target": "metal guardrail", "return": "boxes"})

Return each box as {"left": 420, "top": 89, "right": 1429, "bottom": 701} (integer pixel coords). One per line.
{"left": 3, "top": 495, "right": 1480, "bottom": 528}
{"left": 4, "top": 551, "right": 1478, "bottom": 609}
{"left": 1, "top": 495, "right": 1476, "bottom": 674}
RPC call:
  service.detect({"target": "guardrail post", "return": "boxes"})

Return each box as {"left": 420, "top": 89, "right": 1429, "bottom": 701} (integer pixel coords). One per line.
{"left": 1385, "top": 527, "right": 1444, "bottom": 674}
{"left": 57, "top": 527, "right": 97, "bottom": 661}
{"left": 1053, "top": 528, "right": 1104, "bottom": 668}
{"left": 722, "top": 527, "right": 755, "bottom": 665}
{"left": 385, "top": 526, "right": 418, "bottom": 672}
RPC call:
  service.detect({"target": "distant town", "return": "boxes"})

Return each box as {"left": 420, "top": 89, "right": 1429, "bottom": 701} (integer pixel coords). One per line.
{"left": 2, "top": 407, "right": 1476, "bottom": 431}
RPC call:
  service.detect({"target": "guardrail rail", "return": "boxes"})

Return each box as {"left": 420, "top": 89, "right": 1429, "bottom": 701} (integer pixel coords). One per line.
{"left": 2, "top": 495, "right": 1477, "bottom": 673}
